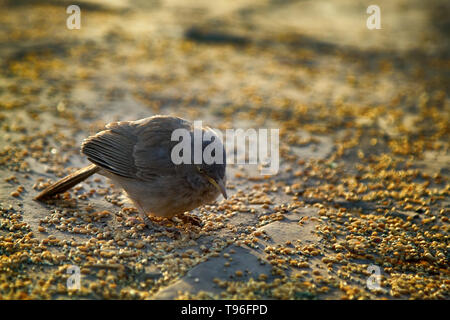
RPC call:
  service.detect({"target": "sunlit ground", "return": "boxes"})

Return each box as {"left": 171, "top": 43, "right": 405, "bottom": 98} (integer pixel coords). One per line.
{"left": 0, "top": 0, "right": 448, "bottom": 299}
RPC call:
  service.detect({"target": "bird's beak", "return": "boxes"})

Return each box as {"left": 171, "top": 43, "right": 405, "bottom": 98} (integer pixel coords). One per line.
{"left": 206, "top": 176, "right": 228, "bottom": 199}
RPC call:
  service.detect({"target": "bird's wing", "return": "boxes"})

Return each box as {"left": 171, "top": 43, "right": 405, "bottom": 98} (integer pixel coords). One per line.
{"left": 81, "top": 120, "right": 138, "bottom": 178}
{"left": 81, "top": 116, "right": 192, "bottom": 181}
{"left": 133, "top": 116, "right": 192, "bottom": 180}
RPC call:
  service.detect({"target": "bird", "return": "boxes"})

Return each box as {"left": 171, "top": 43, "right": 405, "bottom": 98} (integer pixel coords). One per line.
{"left": 34, "top": 115, "right": 227, "bottom": 227}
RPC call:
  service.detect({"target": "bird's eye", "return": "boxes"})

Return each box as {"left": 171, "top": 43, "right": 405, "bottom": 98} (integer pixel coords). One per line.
{"left": 196, "top": 166, "right": 204, "bottom": 173}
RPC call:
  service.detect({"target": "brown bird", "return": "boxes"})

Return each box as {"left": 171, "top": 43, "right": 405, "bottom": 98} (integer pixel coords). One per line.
{"left": 34, "top": 115, "right": 227, "bottom": 227}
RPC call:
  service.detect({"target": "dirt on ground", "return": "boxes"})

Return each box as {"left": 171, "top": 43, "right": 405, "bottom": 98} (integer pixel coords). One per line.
{"left": 0, "top": 0, "right": 448, "bottom": 299}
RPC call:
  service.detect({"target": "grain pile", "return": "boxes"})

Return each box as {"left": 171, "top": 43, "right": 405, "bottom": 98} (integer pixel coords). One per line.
{"left": 0, "top": 0, "right": 448, "bottom": 299}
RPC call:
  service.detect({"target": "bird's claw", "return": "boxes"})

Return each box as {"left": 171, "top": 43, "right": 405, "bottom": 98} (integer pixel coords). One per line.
{"left": 178, "top": 214, "right": 203, "bottom": 227}
{"left": 139, "top": 214, "right": 181, "bottom": 237}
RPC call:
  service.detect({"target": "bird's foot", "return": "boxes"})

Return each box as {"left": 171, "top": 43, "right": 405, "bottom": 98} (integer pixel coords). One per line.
{"left": 137, "top": 213, "right": 180, "bottom": 237}
{"left": 138, "top": 213, "right": 157, "bottom": 230}
{"left": 177, "top": 213, "right": 203, "bottom": 227}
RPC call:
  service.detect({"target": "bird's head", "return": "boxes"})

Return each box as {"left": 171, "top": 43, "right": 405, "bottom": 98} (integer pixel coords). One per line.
{"left": 191, "top": 126, "right": 227, "bottom": 199}
{"left": 195, "top": 163, "right": 227, "bottom": 199}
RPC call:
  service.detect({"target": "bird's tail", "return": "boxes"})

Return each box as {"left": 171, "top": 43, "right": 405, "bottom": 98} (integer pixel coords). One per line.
{"left": 34, "top": 164, "right": 100, "bottom": 201}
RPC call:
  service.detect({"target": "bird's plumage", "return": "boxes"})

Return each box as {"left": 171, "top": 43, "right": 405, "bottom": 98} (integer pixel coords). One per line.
{"left": 35, "top": 115, "right": 227, "bottom": 222}
{"left": 81, "top": 116, "right": 191, "bottom": 180}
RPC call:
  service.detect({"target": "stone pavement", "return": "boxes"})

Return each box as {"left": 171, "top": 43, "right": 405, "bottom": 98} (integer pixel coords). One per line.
{"left": 0, "top": 0, "right": 448, "bottom": 299}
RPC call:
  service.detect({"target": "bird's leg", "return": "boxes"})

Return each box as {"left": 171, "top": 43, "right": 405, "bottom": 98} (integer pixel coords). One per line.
{"left": 127, "top": 200, "right": 180, "bottom": 236}
{"left": 123, "top": 209, "right": 153, "bottom": 228}
{"left": 177, "top": 213, "right": 203, "bottom": 227}
{"left": 139, "top": 211, "right": 154, "bottom": 228}
{"left": 135, "top": 205, "right": 180, "bottom": 235}
{"left": 122, "top": 205, "right": 153, "bottom": 228}
{"left": 131, "top": 201, "right": 158, "bottom": 230}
